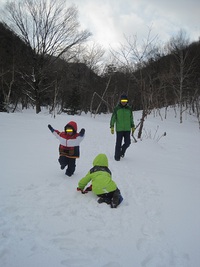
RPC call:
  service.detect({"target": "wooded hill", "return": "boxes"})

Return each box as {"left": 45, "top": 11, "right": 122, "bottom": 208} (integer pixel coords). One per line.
{"left": 0, "top": 22, "right": 200, "bottom": 123}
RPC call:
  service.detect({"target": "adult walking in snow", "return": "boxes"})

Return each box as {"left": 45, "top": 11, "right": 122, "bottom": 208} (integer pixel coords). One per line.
{"left": 77, "top": 153, "right": 123, "bottom": 208}
{"left": 110, "top": 94, "right": 135, "bottom": 161}
{"left": 48, "top": 121, "right": 85, "bottom": 176}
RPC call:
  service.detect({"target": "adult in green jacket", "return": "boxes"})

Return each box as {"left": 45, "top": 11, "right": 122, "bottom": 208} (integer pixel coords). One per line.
{"left": 110, "top": 94, "right": 135, "bottom": 161}
{"left": 77, "top": 154, "right": 123, "bottom": 208}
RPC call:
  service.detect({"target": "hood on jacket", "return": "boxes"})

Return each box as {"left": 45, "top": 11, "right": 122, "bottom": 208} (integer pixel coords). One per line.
{"left": 64, "top": 121, "right": 77, "bottom": 133}
{"left": 93, "top": 154, "right": 108, "bottom": 167}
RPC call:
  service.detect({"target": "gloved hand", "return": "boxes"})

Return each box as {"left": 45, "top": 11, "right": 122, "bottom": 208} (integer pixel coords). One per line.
{"left": 48, "top": 124, "right": 54, "bottom": 133}
{"left": 131, "top": 127, "right": 135, "bottom": 135}
{"left": 77, "top": 187, "right": 88, "bottom": 194}
{"left": 85, "top": 185, "right": 92, "bottom": 192}
{"left": 79, "top": 128, "right": 85, "bottom": 137}
{"left": 110, "top": 127, "right": 114, "bottom": 134}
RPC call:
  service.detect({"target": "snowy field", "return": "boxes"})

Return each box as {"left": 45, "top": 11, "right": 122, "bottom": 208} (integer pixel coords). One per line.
{"left": 0, "top": 107, "right": 200, "bottom": 267}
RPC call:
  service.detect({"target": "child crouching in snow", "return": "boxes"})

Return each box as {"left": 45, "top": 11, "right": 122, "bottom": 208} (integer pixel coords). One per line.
{"left": 48, "top": 121, "right": 85, "bottom": 176}
{"left": 77, "top": 153, "right": 123, "bottom": 208}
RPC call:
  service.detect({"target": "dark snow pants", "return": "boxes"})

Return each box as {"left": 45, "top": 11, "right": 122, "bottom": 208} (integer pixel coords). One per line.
{"left": 97, "top": 188, "right": 123, "bottom": 208}
{"left": 114, "top": 131, "right": 131, "bottom": 160}
{"left": 58, "top": 156, "right": 76, "bottom": 176}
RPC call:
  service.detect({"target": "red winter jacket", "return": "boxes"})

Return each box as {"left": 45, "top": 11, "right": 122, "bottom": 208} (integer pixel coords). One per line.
{"left": 52, "top": 121, "right": 84, "bottom": 158}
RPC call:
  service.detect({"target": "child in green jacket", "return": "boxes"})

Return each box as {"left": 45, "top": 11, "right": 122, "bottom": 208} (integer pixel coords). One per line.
{"left": 77, "top": 154, "right": 123, "bottom": 208}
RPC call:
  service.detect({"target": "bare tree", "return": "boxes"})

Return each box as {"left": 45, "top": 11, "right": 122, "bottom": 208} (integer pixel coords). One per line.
{"left": 75, "top": 42, "right": 105, "bottom": 75}
{"left": 166, "top": 30, "right": 195, "bottom": 123}
{"left": 90, "top": 75, "right": 112, "bottom": 117}
{"left": 3, "top": 0, "right": 91, "bottom": 113}
{"left": 110, "top": 27, "right": 159, "bottom": 138}
{"left": 1, "top": 64, "right": 15, "bottom": 111}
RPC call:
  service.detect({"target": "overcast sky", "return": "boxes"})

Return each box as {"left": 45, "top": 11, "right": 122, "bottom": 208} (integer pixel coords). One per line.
{"left": 1, "top": 0, "right": 200, "bottom": 50}
{"left": 67, "top": 0, "right": 200, "bottom": 49}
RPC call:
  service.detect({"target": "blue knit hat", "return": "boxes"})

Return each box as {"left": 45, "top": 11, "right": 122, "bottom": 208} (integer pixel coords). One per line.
{"left": 120, "top": 94, "right": 128, "bottom": 101}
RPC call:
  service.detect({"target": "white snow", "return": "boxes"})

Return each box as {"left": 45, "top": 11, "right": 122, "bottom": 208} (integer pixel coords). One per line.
{"left": 0, "top": 107, "right": 200, "bottom": 267}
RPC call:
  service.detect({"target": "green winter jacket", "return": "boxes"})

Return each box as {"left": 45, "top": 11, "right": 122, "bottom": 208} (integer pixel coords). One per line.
{"left": 78, "top": 154, "right": 117, "bottom": 195}
{"left": 110, "top": 104, "right": 135, "bottom": 131}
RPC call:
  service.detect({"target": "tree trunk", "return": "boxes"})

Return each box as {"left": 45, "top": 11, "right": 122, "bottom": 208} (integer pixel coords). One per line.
{"left": 137, "top": 110, "right": 146, "bottom": 139}
{"left": 35, "top": 97, "right": 41, "bottom": 114}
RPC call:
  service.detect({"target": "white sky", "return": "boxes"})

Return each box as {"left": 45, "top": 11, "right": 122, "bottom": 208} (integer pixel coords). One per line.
{"left": 66, "top": 0, "right": 200, "bottom": 49}
{"left": 1, "top": 0, "right": 200, "bottom": 50}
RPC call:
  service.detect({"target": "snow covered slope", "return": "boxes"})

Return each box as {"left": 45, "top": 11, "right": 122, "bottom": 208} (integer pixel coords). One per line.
{"left": 0, "top": 107, "right": 200, "bottom": 267}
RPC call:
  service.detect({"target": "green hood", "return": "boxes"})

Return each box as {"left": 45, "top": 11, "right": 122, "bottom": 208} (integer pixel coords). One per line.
{"left": 93, "top": 154, "right": 108, "bottom": 167}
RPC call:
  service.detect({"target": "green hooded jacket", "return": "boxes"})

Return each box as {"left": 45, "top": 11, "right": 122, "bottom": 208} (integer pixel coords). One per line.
{"left": 78, "top": 154, "right": 117, "bottom": 195}
{"left": 110, "top": 103, "right": 135, "bottom": 131}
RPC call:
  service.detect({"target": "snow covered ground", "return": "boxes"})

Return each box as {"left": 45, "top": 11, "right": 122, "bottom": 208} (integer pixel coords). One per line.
{"left": 0, "top": 107, "right": 200, "bottom": 267}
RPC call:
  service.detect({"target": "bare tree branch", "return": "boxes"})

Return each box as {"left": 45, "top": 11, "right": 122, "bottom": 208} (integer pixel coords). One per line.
{"left": 3, "top": 0, "right": 91, "bottom": 113}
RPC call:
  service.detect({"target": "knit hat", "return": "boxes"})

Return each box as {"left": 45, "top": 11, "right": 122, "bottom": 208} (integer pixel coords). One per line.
{"left": 120, "top": 94, "right": 128, "bottom": 102}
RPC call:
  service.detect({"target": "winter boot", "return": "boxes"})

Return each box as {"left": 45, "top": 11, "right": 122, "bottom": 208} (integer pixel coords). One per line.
{"left": 120, "top": 147, "right": 125, "bottom": 158}
{"left": 65, "top": 170, "right": 73, "bottom": 176}
{"left": 97, "top": 197, "right": 111, "bottom": 204}
{"left": 111, "top": 189, "right": 123, "bottom": 208}
{"left": 114, "top": 156, "right": 120, "bottom": 161}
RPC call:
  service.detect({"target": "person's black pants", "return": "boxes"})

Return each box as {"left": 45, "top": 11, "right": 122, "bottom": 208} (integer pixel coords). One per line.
{"left": 58, "top": 156, "right": 76, "bottom": 176}
{"left": 97, "top": 188, "right": 123, "bottom": 207}
{"left": 115, "top": 131, "right": 131, "bottom": 160}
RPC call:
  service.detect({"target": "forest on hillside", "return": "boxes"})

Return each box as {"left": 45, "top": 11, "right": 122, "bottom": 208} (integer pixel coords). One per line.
{"left": 0, "top": 0, "right": 200, "bottom": 130}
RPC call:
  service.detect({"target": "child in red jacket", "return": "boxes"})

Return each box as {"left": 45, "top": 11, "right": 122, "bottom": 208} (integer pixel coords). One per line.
{"left": 48, "top": 121, "right": 85, "bottom": 176}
